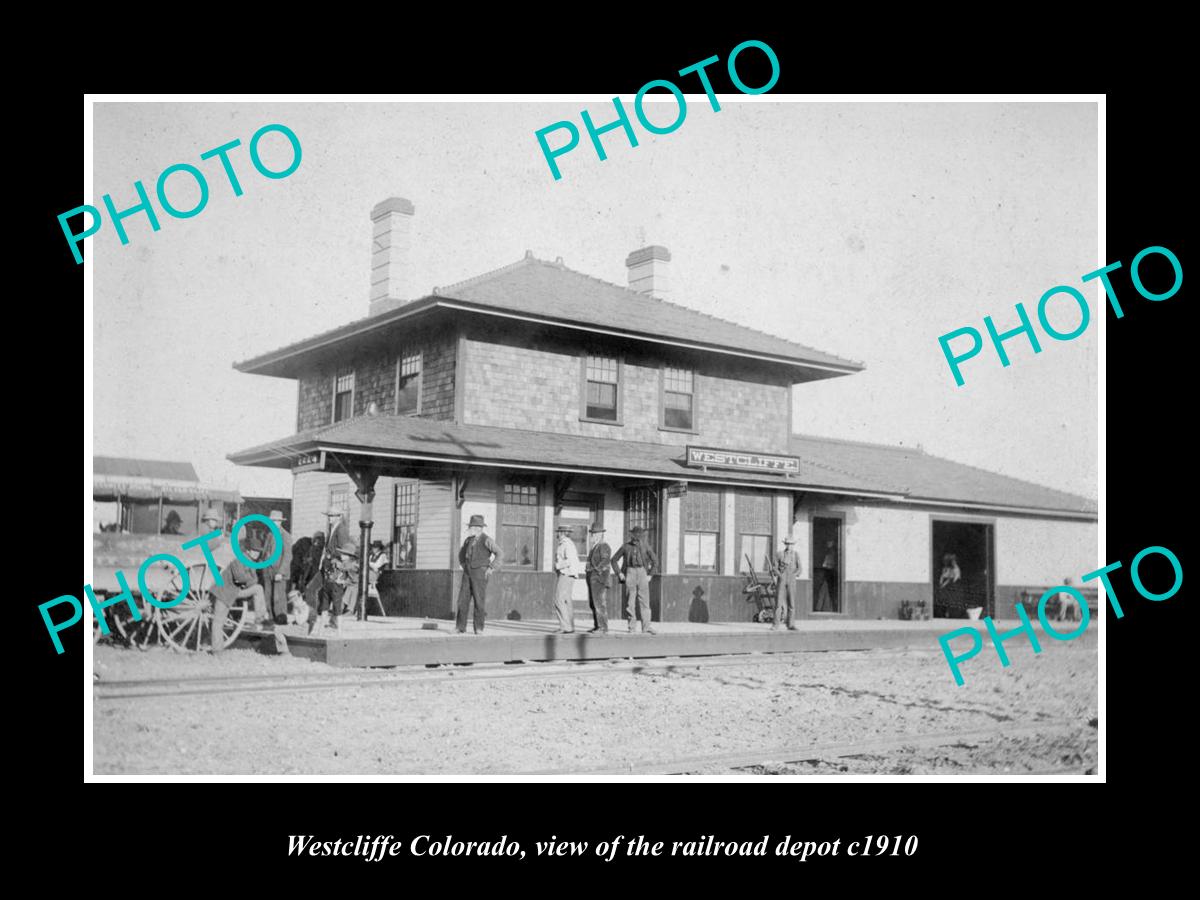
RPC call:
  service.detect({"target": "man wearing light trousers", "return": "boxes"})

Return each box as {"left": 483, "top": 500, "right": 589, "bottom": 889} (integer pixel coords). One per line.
{"left": 554, "top": 525, "right": 583, "bottom": 633}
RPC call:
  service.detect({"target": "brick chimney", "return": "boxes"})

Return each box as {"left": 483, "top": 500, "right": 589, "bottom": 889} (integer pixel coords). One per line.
{"left": 368, "top": 197, "right": 415, "bottom": 317}
{"left": 625, "top": 245, "right": 671, "bottom": 299}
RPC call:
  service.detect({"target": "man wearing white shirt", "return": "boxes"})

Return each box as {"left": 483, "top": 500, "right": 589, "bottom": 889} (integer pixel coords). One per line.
{"left": 553, "top": 525, "right": 583, "bottom": 634}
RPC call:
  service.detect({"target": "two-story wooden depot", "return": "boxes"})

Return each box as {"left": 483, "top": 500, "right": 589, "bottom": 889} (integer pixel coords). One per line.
{"left": 229, "top": 198, "right": 1097, "bottom": 624}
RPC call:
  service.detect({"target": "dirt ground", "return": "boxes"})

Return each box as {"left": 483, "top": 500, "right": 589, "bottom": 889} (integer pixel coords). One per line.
{"left": 92, "top": 635, "right": 1098, "bottom": 776}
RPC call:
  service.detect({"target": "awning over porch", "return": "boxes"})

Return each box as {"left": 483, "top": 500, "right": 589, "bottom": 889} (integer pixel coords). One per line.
{"left": 227, "top": 415, "right": 903, "bottom": 498}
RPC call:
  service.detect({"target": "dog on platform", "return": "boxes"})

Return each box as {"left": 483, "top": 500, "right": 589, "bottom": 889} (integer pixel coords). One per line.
{"left": 287, "top": 589, "right": 310, "bottom": 626}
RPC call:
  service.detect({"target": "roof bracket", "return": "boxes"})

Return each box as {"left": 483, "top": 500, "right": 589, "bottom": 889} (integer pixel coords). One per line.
{"left": 553, "top": 475, "right": 576, "bottom": 514}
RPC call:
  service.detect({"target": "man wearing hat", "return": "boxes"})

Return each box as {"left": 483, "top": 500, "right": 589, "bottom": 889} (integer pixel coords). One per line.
{"left": 258, "top": 510, "right": 293, "bottom": 627}
{"left": 199, "top": 509, "right": 269, "bottom": 650}
{"left": 611, "top": 526, "right": 659, "bottom": 634}
{"left": 771, "top": 535, "right": 803, "bottom": 631}
{"left": 553, "top": 525, "right": 584, "bottom": 633}
{"left": 584, "top": 525, "right": 612, "bottom": 634}
{"left": 307, "top": 506, "right": 359, "bottom": 634}
{"left": 456, "top": 514, "right": 501, "bottom": 634}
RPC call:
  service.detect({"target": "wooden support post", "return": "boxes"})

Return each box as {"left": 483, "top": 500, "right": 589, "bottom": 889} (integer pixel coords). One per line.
{"left": 328, "top": 452, "right": 383, "bottom": 621}
{"left": 355, "top": 484, "right": 376, "bottom": 622}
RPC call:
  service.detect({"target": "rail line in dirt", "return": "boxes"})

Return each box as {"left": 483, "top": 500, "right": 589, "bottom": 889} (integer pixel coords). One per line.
{"left": 93, "top": 648, "right": 945, "bottom": 701}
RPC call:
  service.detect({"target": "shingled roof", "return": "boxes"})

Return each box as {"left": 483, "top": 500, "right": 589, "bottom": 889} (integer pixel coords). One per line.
{"left": 229, "top": 416, "right": 1095, "bottom": 517}
{"left": 787, "top": 434, "right": 1096, "bottom": 516}
{"left": 229, "top": 416, "right": 900, "bottom": 497}
{"left": 234, "top": 254, "right": 862, "bottom": 379}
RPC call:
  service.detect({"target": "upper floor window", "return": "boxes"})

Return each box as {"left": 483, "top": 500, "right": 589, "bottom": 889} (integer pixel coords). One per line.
{"left": 662, "top": 369, "right": 700, "bottom": 434}
{"left": 333, "top": 368, "right": 355, "bottom": 423}
{"left": 582, "top": 354, "right": 621, "bottom": 424}
{"left": 396, "top": 350, "right": 422, "bottom": 415}
{"left": 662, "top": 366, "right": 696, "bottom": 431}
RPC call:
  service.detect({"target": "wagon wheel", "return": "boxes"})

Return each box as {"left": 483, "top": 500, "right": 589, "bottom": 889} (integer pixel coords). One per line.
{"left": 111, "top": 601, "right": 157, "bottom": 650}
{"left": 159, "top": 563, "right": 219, "bottom": 652}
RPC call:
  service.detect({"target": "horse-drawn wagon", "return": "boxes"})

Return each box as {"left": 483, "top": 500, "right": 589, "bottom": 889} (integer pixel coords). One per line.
{"left": 92, "top": 532, "right": 250, "bottom": 652}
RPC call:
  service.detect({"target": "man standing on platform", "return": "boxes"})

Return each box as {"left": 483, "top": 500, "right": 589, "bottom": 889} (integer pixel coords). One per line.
{"left": 771, "top": 535, "right": 802, "bottom": 631}
{"left": 258, "top": 509, "right": 293, "bottom": 627}
{"left": 456, "top": 514, "right": 501, "bottom": 634}
{"left": 611, "top": 526, "right": 658, "bottom": 634}
{"left": 307, "top": 507, "right": 358, "bottom": 635}
{"left": 585, "top": 525, "right": 611, "bottom": 634}
{"left": 553, "top": 525, "right": 583, "bottom": 634}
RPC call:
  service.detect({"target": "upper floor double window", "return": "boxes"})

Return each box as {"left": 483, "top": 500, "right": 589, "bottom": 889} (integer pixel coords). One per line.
{"left": 579, "top": 352, "right": 698, "bottom": 432}
{"left": 330, "top": 347, "right": 422, "bottom": 424}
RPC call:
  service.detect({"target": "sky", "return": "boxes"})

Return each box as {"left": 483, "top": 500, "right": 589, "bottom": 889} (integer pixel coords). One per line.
{"left": 91, "top": 99, "right": 1098, "bottom": 501}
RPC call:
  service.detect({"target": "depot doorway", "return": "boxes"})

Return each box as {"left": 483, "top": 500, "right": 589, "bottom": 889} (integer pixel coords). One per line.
{"left": 811, "top": 516, "right": 843, "bottom": 613}
{"left": 931, "top": 519, "right": 995, "bottom": 619}
{"left": 555, "top": 494, "right": 603, "bottom": 606}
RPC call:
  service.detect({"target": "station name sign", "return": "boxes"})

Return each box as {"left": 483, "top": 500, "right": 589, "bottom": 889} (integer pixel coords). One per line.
{"left": 292, "top": 451, "right": 326, "bottom": 474}
{"left": 685, "top": 446, "right": 800, "bottom": 475}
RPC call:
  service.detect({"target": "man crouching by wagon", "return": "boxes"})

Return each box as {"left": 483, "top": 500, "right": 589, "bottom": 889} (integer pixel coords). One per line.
{"left": 197, "top": 508, "right": 270, "bottom": 653}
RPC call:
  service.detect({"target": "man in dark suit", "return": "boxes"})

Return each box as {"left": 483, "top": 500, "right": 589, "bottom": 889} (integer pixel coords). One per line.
{"left": 258, "top": 509, "right": 293, "bottom": 627}
{"left": 456, "top": 514, "right": 501, "bottom": 634}
{"left": 585, "top": 525, "right": 612, "bottom": 634}
{"left": 307, "top": 508, "right": 358, "bottom": 635}
{"left": 611, "top": 526, "right": 659, "bottom": 634}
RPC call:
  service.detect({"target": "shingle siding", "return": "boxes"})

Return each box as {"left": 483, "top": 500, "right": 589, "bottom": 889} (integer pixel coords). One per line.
{"left": 462, "top": 334, "right": 791, "bottom": 452}
{"left": 295, "top": 330, "right": 457, "bottom": 432}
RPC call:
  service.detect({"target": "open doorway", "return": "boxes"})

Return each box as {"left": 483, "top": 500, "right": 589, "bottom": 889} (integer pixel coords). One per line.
{"left": 931, "top": 519, "right": 994, "bottom": 618}
{"left": 555, "top": 495, "right": 602, "bottom": 606}
{"left": 811, "top": 516, "right": 843, "bottom": 613}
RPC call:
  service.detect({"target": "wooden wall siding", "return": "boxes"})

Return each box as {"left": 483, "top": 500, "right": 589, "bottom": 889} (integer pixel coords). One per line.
{"left": 451, "top": 570, "right": 558, "bottom": 622}
{"left": 655, "top": 576, "right": 751, "bottom": 623}
{"left": 378, "top": 570, "right": 454, "bottom": 618}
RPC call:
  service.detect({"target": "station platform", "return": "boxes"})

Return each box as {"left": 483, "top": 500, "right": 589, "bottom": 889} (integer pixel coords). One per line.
{"left": 236, "top": 615, "right": 1024, "bottom": 668}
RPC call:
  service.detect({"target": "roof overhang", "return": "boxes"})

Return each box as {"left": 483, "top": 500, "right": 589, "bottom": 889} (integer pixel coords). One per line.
{"left": 228, "top": 437, "right": 903, "bottom": 501}
{"left": 233, "top": 296, "right": 863, "bottom": 381}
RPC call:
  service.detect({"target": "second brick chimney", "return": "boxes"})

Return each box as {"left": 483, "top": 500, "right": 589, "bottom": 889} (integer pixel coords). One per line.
{"left": 625, "top": 245, "right": 671, "bottom": 299}
{"left": 369, "top": 197, "right": 415, "bottom": 317}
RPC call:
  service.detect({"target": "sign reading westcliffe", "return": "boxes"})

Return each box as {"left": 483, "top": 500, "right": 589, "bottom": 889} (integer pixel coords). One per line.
{"left": 685, "top": 446, "right": 800, "bottom": 475}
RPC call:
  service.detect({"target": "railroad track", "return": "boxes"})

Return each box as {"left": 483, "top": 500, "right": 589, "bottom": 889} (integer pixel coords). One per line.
{"left": 93, "top": 648, "right": 945, "bottom": 701}
{"left": 524, "top": 721, "right": 1089, "bottom": 775}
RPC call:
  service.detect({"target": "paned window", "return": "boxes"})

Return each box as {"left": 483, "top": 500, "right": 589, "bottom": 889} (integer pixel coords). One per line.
{"left": 683, "top": 486, "right": 721, "bottom": 572}
{"left": 500, "top": 481, "right": 540, "bottom": 567}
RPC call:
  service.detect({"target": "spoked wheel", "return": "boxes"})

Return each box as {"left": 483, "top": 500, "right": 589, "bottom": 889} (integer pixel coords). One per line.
{"left": 159, "top": 563, "right": 218, "bottom": 652}
{"left": 159, "top": 594, "right": 209, "bottom": 652}
{"left": 111, "top": 603, "right": 157, "bottom": 650}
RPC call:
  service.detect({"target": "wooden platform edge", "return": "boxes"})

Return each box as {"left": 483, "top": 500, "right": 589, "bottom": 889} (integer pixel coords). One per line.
{"left": 268, "top": 627, "right": 937, "bottom": 668}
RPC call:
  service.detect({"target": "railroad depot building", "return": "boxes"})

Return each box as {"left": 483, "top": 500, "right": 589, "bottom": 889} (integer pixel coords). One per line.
{"left": 229, "top": 198, "right": 1097, "bottom": 623}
